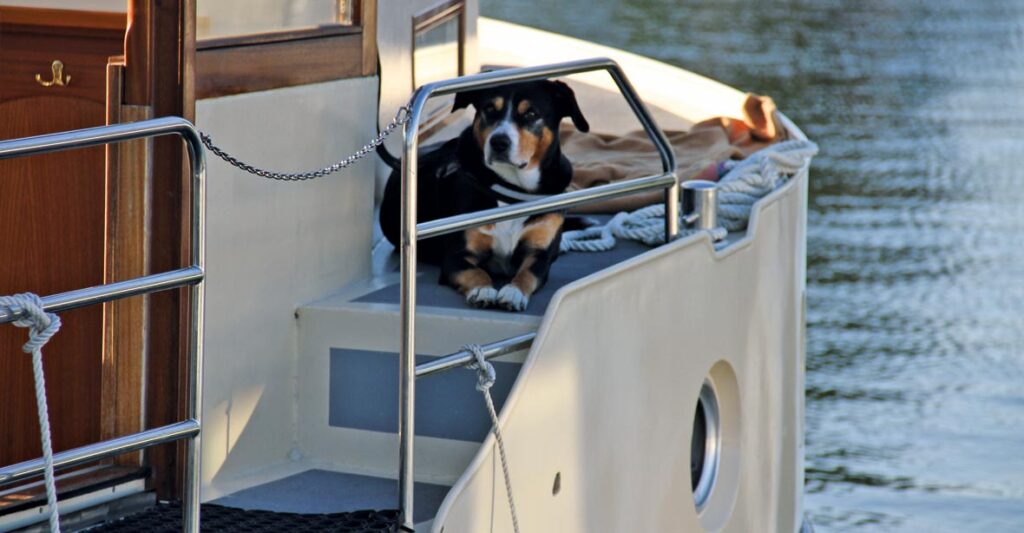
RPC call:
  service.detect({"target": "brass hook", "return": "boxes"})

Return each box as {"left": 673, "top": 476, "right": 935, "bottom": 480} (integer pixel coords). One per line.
{"left": 35, "top": 60, "right": 71, "bottom": 87}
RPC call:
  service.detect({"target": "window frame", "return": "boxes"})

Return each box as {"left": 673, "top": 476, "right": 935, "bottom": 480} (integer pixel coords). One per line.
{"left": 411, "top": 0, "right": 465, "bottom": 91}
{"left": 194, "top": 0, "right": 376, "bottom": 99}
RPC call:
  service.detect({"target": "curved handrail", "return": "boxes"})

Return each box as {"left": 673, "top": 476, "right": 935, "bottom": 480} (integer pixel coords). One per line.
{"left": 397, "top": 57, "right": 679, "bottom": 530}
{"left": 0, "top": 116, "right": 206, "bottom": 533}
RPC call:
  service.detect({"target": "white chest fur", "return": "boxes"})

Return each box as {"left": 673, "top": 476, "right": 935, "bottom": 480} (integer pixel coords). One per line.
{"left": 485, "top": 217, "right": 527, "bottom": 258}
{"left": 483, "top": 202, "right": 527, "bottom": 258}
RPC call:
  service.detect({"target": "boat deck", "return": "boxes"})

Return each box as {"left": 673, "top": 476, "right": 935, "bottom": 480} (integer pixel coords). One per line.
{"left": 363, "top": 226, "right": 653, "bottom": 316}
{"left": 89, "top": 469, "right": 450, "bottom": 532}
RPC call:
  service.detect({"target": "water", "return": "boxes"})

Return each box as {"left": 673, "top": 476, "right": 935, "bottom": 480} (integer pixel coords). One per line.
{"left": 480, "top": 1, "right": 1024, "bottom": 531}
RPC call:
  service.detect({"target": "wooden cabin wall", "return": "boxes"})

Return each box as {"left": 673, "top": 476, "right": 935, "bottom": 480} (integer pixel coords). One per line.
{"left": 0, "top": 0, "right": 124, "bottom": 10}
{"left": 0, "top": 2, "right": 126, "bottom": 475}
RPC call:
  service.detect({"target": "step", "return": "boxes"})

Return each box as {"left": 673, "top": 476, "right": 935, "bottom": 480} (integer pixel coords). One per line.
{"left": 295, "top": 237, "right": 653, "bottom": 486}
{"left": 295, "top": 273, "right": 538, "bottom": 487}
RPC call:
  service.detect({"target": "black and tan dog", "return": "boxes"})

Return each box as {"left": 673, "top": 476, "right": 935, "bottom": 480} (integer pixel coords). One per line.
{"left": 379, "top": 80, "right": 589, "bottom": 311}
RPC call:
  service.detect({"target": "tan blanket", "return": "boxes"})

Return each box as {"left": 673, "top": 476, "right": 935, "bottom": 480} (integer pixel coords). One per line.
{"left": 563, "top": 93, "right": 790, "bottom": 213}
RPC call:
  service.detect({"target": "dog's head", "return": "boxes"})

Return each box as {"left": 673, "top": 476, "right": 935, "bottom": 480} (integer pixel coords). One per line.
{"left": 453, "top": 80, "right": 589, "bottom": 192}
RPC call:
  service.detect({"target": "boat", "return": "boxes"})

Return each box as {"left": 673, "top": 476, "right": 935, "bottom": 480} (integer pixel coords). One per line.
{"left": 0, "top": 1, "right": 815, "bottom": 532}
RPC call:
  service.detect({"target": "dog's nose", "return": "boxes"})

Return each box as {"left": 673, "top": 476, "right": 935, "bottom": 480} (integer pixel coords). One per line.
{"left": 489, "top": 134, "right": 512, "bottom": 153}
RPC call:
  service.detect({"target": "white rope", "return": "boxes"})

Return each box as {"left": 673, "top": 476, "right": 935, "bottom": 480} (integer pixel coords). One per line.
{"left": 0, "top": 293, "right": 62, "bottom": 533}
{"left": 717, "top": 139, "right": 819, "bottom": 231}
{"left": 560, "top": 206, "right": 727, "bottom": 253}
{"left": 463, "top": 344, "right": 520, "bottom": 533}
{"left": 560, "top": 139, "right": 818, "bottom": 253}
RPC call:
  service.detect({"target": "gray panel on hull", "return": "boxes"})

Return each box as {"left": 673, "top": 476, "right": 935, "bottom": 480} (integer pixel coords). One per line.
{"left": 211, "top": 469, "right": 449, "bottom": 523}
{"left": 355, "top": 237, "right": 653, "bottom": 315}
{"left": 330, "top": 348, "right": 520, "bottom": 442}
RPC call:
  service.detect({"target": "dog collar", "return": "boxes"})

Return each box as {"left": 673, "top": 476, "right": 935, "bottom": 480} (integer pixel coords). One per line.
{"left": 487, "top": 183, "right": 550, "bottom": 203}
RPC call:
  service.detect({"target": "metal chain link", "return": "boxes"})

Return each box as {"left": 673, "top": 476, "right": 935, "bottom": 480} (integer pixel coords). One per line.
{"left": 199, "top": 103, "right": 411, "bottom": 181}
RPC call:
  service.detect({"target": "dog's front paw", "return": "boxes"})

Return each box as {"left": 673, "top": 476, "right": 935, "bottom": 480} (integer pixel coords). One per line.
{"left": 496, "top": 285, "right": 529, "bottom": 312}
{"left": 465, "top": 286, "right": 498, "bottom": 308}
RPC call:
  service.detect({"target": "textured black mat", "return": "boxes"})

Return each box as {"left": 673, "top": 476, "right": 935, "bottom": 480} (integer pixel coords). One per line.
{"left": 88, "top": 502, "right": 398, "bottom": 532}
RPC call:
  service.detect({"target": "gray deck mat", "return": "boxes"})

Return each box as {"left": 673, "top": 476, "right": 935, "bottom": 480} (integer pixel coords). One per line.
{"left": 211, "top": 469, "right": 449, "bottom": 523}
{"left": 355, "top": 237, "right": 653, "bottom": 315}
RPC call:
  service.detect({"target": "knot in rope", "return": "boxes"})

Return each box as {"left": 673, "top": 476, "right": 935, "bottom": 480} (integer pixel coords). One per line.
{"left": 1, "top": 293, "right": 61, "bottom": 354}
{"left": 1, "top": 293, "right": 62, "bottom": 533}
{"left": 460, "top": 343, "right": 520, "bottom": 533}
{"left": 464, "top": 344, "right": 496, "bottom": 393}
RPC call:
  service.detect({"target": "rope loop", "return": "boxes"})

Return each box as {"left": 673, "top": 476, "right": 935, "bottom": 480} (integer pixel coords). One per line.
{"left": 1, "top": 293, "right": 61, "bottom": 354}
{"left": 464, "top": 343, "right": 496, "bottom": 392}
{"left": 1, "top": 293, "right": 62, "bottom": 533}
{"left": 461, "top": 344, "right": 520, "bottom": 533}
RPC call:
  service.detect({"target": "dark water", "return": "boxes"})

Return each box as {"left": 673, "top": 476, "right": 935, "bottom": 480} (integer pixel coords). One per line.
{"left": 481, "top": 1, "right": 1024, "bottom": 531}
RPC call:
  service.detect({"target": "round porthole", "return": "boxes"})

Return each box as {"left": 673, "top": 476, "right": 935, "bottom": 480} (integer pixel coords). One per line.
{"left": 691, "top": 379, "right": 720, "bottom": 511}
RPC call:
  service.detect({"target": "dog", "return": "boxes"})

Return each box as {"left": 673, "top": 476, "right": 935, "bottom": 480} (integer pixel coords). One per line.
{"left": 378, "top": 79, "right": 590, "bottom": 311}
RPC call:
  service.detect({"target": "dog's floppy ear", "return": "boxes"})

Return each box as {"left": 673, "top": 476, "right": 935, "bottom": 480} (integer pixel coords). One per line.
{"left": 551, "top": 80, "right": 590, "bottom": 132}
{"left": 452, "top": 89, "right": 483, "bottom": 112}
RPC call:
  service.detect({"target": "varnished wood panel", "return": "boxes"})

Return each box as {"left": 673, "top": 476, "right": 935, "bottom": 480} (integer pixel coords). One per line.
{"left": 0, "top": 95, "right": 107, "bottom": 465}
{"left": 356, "top": 0, "right": 378, "bottom": 77}
{"left": 101, "top": 61, "right": 151, "bottom": 467}
{"left": 0, "top": 6, "right": 126, "bottom": 471}
{"left": 0, "top": 7, "right": 125, "bottom": 32}
{"left": 0, "top": 23, "right": 125, "bottom": 104}
{"left": 122, "top": 0, "right": 197, "bottom": 499}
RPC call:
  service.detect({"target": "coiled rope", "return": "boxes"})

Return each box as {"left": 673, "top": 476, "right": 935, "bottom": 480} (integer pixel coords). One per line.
{"left": 560, "top": 139, "right": 819, "bottom": 253}
{"left": 1, "top": 294, "right": 62, "bottom": 533}
{"left": 463, "top": 344, "right": 520, "bottom": 533}
{"left": 717, "top": 139, "right": 819, "bottom": 231}
{"left": 560, "top": 206, "right": 727, "bottom": 253}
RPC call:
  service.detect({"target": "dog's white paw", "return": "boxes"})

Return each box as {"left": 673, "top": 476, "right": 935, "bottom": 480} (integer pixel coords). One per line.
{"left": 465, "top": 286, "right": 498, "bottom": 308}
{"left": 496, "top": 285, "right": 529, "bottom": 312}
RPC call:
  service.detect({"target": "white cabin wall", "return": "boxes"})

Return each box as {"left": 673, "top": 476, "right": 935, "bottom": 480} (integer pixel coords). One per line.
{"left": 374, "top": 0, "right": 480, "bottom": 202}
{"left": 195, "top": 77, "right": 378, "bottom": 498}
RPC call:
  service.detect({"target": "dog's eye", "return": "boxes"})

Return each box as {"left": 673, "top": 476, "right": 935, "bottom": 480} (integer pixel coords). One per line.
{"left": 523, "top": 109, "right": 539, "bottom": 122}
{"left": 483, "top": 103, "right": 497, "bottom": 114}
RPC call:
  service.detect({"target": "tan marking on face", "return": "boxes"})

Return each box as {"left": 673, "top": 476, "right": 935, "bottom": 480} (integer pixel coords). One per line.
{"left": 464, "top": 226, "right": 494, "bottom": 255}
{"left": 516, "top": 99, "right": 531, "bottom": 114}
{"left": 526, "top": 126, "right": 554, "bottom": 170}
{"left": 517, "top": 127, "right": 540, "bottom": 166}
{"left": 473, "top": 115, "right": 495, "bottom": 149}
{"left": 510, "top": 256, "right": 539, "bottom": 296}
{"left": 452, "top": 268, "right": 493, "bottom": 294}
{"left": 520, "top": 213, "right": 564, "bottom": 249}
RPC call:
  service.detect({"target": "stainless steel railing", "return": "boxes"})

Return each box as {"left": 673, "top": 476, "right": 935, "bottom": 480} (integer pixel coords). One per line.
{"left": 0, "top": 117, "right": 206, "bottom": 533}
{"left": 398, "top": 57, "right": 679, "bottom": 530}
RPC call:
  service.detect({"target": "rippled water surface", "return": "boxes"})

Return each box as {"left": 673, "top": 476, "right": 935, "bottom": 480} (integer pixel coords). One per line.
{"left": 481, "top": 1, "right": 1024, "bottom": 530}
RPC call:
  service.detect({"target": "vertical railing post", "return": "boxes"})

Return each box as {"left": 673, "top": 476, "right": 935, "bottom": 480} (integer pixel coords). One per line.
{"left": 398, "top": 88, "right": 428, "bottom": 531}
{"left": 396, "top": 59, "right": 677, "bottom": 530}
{"left": 605, "top": 64, "right": 678, "bottom": 242}
{"left": 181, "top": 127, "right": 206, "bottom": 533}
{"left": 0, "top": 117, "right": 207, "bottom": 533}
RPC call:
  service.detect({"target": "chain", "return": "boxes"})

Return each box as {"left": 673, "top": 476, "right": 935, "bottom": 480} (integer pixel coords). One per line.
{"left": 199, "top": 104, "right": 412, "bottom": 181}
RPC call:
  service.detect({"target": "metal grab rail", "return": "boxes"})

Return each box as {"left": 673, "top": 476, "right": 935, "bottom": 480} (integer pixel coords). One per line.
{"left": 398, "top": 57, "right": 679, "bottom": 530}
{"left": 0, "top": 420, "right": 200, "bottom": 484}
{"left": 0, "top": 117, "right": 206, "bottom": 533}
{"left": 414, "top": 333, "right": 537, "bottom": 378}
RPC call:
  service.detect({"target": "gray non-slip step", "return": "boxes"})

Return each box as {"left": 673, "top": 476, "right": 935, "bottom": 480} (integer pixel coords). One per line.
{"left": 210, "top": 469, "right": 446, "bottom": 524}
{"left": 359, "top": 235, "right": 653, "bottom": 316}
